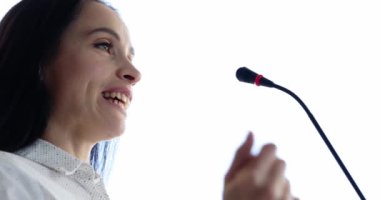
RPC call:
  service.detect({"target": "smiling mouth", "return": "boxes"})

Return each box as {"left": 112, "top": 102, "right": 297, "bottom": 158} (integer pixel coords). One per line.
{"left": 102, "top": 91, "right": 130, "bottom": 110}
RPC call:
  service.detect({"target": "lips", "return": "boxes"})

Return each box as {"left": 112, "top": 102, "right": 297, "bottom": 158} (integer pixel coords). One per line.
{"left": 102, "top": 88, "right": 132, "bottom": 110}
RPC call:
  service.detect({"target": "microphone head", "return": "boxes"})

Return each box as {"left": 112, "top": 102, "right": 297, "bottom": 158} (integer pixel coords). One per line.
{"left": 236, "top": 67, "right": 258, "bottom": 83}
{"left": 236, "top": 67, "right": 274, "bottom": 87}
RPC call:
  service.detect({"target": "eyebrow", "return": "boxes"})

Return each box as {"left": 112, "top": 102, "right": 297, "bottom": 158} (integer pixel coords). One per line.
{"left": 86, "top": 27, "right": 135, "bottom": 56}
{"left": 87, "top": 27, "right": 121, "bottom": 41}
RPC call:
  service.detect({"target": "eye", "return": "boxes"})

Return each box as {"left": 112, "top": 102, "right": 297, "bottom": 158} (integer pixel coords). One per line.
{"left": 94, "top": 41, "right": 113, "bottom": 53}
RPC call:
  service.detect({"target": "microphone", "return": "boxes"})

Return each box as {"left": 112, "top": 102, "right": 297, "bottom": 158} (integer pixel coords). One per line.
{"left": 236, "top": 67, "right": 366, "bottom": 200}
{"left": 236, "top": 67, "right": 274, "bottom": 87}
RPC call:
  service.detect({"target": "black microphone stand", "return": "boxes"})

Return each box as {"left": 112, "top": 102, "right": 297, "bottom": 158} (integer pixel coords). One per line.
{"left": 236, "top": 67, "right": 366, "bottom": 200}
{"left": 274, "top": 83, "right": 365, "bottom": 200}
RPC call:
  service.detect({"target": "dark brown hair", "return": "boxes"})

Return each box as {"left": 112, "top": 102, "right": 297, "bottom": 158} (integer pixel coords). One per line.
{"left": 0, "top": 0, "right": 115, "bottom": 178}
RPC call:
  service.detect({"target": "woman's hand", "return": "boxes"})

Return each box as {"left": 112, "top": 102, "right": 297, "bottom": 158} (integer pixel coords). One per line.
{"left": 223, "top": 133, "right": 297, "bottom": 200}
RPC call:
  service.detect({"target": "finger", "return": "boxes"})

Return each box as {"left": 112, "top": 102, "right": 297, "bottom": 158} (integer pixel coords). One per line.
{"left": 281, "top": 180, "right": 291, "bottom": 200}
{"left": 251, "top": 144, "right": 277, "bottom": 184}
{"left": 225, "top": 132, "right": 254, "bottom": 183}
{"left": 265, "top": 159, "right": 287, "bottom": 198}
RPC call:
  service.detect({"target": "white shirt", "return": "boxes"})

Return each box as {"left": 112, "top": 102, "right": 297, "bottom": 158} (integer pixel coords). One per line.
{"left": 0, "top": 139, "right": 110, "bottom": 200}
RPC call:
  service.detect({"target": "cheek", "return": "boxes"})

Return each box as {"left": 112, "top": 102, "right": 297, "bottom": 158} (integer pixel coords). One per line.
{"left": 47, "top": 52, "right": 109, "bottom": 106}
{"left": 50, "top": 50, "right": 109, "bottom": 85}
{"left": 73, "top": 52, "right": 115, "bottom": 81}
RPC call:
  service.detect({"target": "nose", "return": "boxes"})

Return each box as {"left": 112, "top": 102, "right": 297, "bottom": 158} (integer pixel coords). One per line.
{"left": 117, "top": 60, "right": 141, "bottom": 85}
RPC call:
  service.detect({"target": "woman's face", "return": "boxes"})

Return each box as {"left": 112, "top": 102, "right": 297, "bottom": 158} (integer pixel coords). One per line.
{"left": 45, "top": 1, "right": 141, "bottom": 142}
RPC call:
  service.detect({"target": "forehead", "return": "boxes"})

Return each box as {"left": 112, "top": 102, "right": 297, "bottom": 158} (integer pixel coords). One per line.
{"left": 69, "top": 1, "right": 130, "bottom": 44}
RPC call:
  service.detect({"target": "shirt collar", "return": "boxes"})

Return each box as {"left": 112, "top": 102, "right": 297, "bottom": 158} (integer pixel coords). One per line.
{"left": 15, "top": 139, "right": 99, "bottom": 180}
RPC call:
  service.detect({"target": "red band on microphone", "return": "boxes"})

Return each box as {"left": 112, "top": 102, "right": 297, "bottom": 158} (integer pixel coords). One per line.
{"left": 255, "top": 75, "right": 263, "bottom": 86}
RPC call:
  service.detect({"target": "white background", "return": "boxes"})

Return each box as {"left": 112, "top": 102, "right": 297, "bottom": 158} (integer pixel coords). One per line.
{"left": 1, "top": 0, "right": 379, "bottom": 199}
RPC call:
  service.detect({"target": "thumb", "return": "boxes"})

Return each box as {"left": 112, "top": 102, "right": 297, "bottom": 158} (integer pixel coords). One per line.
{"left": 224, "top": 132, "right": 254, "bottom": 183}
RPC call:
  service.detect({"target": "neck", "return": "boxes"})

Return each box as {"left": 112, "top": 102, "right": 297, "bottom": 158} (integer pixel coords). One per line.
{"left": 41, "top": 119, "right": 95, "bottom": 163}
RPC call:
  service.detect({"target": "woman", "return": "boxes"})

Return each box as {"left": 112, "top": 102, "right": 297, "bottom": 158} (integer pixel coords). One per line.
{"left": 0, "top": 0, "right": 295, "bottom": 199}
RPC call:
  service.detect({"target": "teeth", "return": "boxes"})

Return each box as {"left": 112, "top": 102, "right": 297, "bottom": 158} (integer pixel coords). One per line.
{"left": 118, "top": 100, "right": 125, "bottom": 110}
{"left": 103, "top": 92, "right": 128, "bottom": 102}
{"left": 121, "top": 95, "right": 127, "bottom": 103}
{"left": 111, "top": 92, "right": 117, "bottom": 99}
{"left": 109, "top": 99, "right": 125, "bottom": 109}
{"left": 103, "top": 91, "right": 130, "bottom": 109}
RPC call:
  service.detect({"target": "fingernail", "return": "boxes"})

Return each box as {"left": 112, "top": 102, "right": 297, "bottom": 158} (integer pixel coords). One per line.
{"left": 246, "top": 131, "right": 253, "bottom": 139}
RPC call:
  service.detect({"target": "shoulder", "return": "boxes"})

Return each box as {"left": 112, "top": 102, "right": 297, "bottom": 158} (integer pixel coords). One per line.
{"left": 0, "top": 150, "right": 36, "bottom": 174}
{"left": 0, "top": 151, "right": 89, "bottom": 200}
{"left": 0, "top": 151, "right": 52, "bottom": 199}
{"left": 0, "top": 150, "right": 27, "bottom": 173}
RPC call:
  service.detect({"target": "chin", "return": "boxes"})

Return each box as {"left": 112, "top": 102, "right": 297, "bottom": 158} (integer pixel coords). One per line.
{"left": 106, "top": 126, "right": 125, "bottom": 139}
{"left": 96, "top": 121, "right": 125, "bottom": 141}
